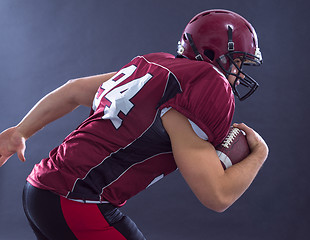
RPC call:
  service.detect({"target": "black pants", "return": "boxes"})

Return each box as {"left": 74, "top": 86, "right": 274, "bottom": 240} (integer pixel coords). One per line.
{"left": 22, "top": 182, "right": 146, "bottom": 240}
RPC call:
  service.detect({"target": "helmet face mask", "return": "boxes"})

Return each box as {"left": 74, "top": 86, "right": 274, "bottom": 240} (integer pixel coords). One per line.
{"left": 217, "top": 50, "right": 262, "bottom": 101}
{"left": 177, "top": 9, "right": 263, "bottom": 101}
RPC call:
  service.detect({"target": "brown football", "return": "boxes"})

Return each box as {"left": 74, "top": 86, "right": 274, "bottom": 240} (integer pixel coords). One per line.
{"left": 215, "top": 127, "right": 251, "bottom": 169}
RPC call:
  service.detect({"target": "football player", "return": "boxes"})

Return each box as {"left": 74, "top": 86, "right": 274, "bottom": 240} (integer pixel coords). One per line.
{"left": 0, "top": 9, "right": 268, "bottom": 240}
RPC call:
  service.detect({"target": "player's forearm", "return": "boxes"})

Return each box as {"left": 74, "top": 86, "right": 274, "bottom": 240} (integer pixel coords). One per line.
{"left": 15, "top": 72, "right": 116, "bottom": 139}
{"left": 213, "top": 124, "right": 269, "bottom": 211}
{"left": 16, "top": 81, "right": 81, "bottom": 139}
{"left": 217, "top": 150, "right": 267, "bottom": 211}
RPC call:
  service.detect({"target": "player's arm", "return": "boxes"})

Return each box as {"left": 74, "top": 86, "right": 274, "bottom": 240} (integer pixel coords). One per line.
{"left": 17, "top": 72, "right": 116, "bottom": 139}
{"left": 161, "top": 109, "right": 268, "bottom": 212}
{"left": 0, "top": 72, "right": 116, "bottom": 166}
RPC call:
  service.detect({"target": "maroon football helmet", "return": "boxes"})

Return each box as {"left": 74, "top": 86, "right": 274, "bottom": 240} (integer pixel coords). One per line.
{"left": 177, "top": 9, "right": 263, "bottom": 100}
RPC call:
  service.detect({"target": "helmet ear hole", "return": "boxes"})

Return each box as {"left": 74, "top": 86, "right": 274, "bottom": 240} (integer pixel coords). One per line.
{"left": 204, "top": 49, "right": 215, "bottom": 61}
{"left": 183, "top": 34, "right": 188, "bottom": 41}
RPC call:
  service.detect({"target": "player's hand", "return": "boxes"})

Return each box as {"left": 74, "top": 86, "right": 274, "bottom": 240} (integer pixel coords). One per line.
{"left": 0, "top": 127, "right": 26, "bottom": 167}
{"left": 233, "top": 123, "right": 269, "bottom": 162}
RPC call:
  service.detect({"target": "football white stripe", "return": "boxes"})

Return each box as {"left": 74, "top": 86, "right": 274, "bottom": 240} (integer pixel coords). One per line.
{"left": 216, "top": 150, "right": 233, "bottom": 169}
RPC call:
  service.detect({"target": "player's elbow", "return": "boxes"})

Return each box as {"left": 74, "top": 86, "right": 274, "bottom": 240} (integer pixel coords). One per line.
{"left": 203, "top": 201, "right": 231, "bottom": 213}
{"left": 211, "top": 203, "right": 231, "bottom": 213}
{"left": 200, "top": 193, "right": 233, "bottom": 213}
{"left": 66, "top": 78, "right": 84, "bottom": 94}
{"left": 65, "top": 78, "right": 91, "bottom": 107}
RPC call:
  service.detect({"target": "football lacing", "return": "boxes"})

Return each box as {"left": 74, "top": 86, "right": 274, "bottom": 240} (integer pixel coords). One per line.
{"left": 222, "top": 128, "right": 240, "bottom": 148}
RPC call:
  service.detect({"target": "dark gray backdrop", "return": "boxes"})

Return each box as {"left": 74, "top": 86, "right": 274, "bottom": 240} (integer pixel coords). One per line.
{"left": 0, "top": 0, "right": 308, "bottom": 239}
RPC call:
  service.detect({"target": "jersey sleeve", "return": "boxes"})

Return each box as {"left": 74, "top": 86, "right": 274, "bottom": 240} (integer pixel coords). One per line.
{"left": 159, "top": 63, "right": 235, "bottom": 146}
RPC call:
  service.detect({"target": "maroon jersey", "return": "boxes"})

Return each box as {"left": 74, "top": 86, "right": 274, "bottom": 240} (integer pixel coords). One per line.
{"left": 27, "top": 52, "right": 235, "bottom": 206}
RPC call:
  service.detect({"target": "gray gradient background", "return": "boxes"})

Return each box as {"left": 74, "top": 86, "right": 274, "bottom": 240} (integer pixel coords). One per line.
{"left": 0, "top": 0, "right": 308, "bottom": 239}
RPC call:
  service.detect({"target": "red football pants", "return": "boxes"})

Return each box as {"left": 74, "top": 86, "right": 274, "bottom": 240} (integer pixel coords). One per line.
{"left": 22, "top": 181, "right": 146, "bottom": 240}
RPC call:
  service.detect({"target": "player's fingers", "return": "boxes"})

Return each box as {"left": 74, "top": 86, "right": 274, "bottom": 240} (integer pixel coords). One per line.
{"left": 233, "top": 122, "right": 247, "bottom": 129}
{"left": 233, "top": 123, "right": 258, "bottom": 145}
{"left": 234, "top": 123, "right": 268, "bottom": 158}
{"left": 17, "top": 147, "right": 26, "bottom": 163}
{"left": 234, "top": 123, "right": 261, "bottom": 142}
{"left": 233, "top": 123, "right": 253, "bottom": 135}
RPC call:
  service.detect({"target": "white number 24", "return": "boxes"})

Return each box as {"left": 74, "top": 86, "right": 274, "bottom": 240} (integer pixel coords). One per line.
{"left": 92, "top": 65, "right": 152, "bottom": 129}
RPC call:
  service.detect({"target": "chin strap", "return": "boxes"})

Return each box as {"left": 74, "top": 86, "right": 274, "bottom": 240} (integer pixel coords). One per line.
{"left": 185, "top": 33, "right": 204, "bottom": 61}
